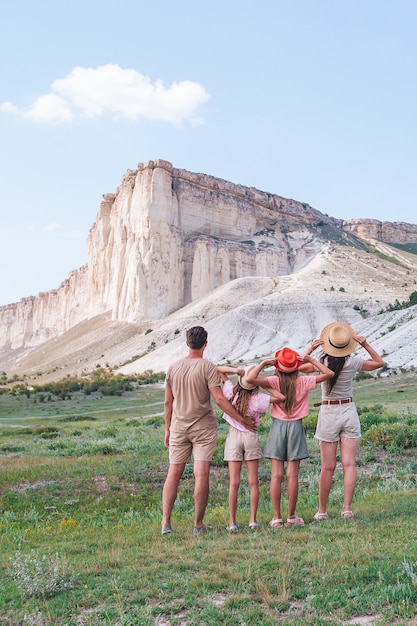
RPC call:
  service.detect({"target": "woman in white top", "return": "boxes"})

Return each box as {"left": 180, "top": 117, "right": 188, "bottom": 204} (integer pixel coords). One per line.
{"left": 305, "top": 322, "right": 385, "bottom": 520}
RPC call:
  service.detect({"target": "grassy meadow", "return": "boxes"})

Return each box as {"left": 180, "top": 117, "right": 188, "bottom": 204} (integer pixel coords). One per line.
{"left": 1, "top": 372, "right": 417, "bottom": 625}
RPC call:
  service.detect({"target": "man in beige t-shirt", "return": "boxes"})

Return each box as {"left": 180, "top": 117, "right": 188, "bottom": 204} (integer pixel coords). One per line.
{"left": 162, "top": 326, "right": 255, "bottom": 535}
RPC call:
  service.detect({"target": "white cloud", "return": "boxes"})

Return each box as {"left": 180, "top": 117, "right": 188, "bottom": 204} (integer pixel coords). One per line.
{"left": 26, "top": 94, "right": 73, "bottom": 123}
{"left": 0, "top": 102, "right": 17, "bottom": 113}
{"left": 1, "top": 64, "right": 210, "bottom": 125}
{"left": 45, "top": 223, "right": 64, "bottom": 232}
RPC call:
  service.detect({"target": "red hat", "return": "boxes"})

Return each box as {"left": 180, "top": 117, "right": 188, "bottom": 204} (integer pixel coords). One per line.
{"left": 274, "top": 347, "right": 302, "bottom": 373}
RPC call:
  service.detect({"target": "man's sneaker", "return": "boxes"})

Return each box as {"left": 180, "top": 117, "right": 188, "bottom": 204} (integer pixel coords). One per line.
{"left": 161, "top": 524, "right": 173, "bottom": 535}
{"left": 193, "top": 524, "right": 213, "bottom": 534}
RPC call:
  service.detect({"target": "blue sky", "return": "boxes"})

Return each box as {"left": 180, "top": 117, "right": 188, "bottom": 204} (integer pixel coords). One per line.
{"left": 1, "top": 0, "right": 416, "bottom": 306}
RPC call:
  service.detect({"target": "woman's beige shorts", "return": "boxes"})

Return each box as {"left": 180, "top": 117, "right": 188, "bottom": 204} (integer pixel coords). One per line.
{"left": 315, "top": 402, "right": 361, "bottom": 442}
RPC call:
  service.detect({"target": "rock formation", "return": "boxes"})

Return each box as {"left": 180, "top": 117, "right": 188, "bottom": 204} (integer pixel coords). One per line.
{"left": 343, "top": 219, "right": 417, "bottom": 243}
{"left": 0, "top": 159, "right": 340, "bottom": 352}
{"left": 1, "top": 159, "right": 417, "bottom": 380}
{"left": 85, "top": 159, "right": 341, "bottom": 323}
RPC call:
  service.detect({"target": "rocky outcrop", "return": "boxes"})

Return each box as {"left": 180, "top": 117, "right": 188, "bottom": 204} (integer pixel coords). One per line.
{"left": 0, "top": 266, "right": 89, "bottom": 351}
{"left": 85, "top": 160, "right": 338, "bottom": 323}
{"left": 343, "top": 219, "right": 417, "bottom": 243}
{"left": 1, "top": 159, "right": 416, "bottom": 358}
{"left": 0, "top": 159, "right": 336, "bottom": 352}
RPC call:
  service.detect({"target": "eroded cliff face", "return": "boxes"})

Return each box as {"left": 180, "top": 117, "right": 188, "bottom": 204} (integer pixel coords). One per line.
{"left": 85, "top": 159, "right": 335, "bottom": 324}
{"left": 0, "top": 267, "right": 89, "bottom": 351}
{"left": 343, "top": 219, "right": 417, "bottom": 243}
{"left": 0, "top": 159, "right": 415, "bottom": 354}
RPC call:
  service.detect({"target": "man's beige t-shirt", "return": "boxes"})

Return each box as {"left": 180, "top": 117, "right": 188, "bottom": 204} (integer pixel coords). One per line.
{"left": 165, "top": 357, "right": 221, "bottom": 433}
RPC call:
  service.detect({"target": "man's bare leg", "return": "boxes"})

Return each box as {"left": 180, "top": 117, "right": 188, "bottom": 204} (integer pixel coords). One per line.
{"left": 193, "top": 460, "right": 211, "bottom": 528}
{"left": 162, "top": 462, "right": 185, "bottom": 527}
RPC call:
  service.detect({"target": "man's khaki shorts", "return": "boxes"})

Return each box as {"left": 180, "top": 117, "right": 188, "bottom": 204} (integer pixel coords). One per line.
{"left": 169, "top": 427, "right": 217, "bottom": 464}
{"left": 224, "top": 427, "right": 263, "bottom": 462}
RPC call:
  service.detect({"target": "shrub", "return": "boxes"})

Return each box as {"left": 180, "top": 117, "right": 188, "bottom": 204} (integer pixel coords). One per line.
{"left": 379, "top": 290, "right": 417, "bottom": 313}
{"left": 144, "top": 416, "right": 165, "bottom": 428}
{"left": 258, "top": 413, "right": 271, "bottom": 435}
{"left": 11, "top": 550, "right": 75, "bottom": 598}
{"left": 211, "top": 434, "right": 227, "bottom": 467}
{"left": 90, "top": 443, "right": 120, "bottom": 455}
{"left": 355, "top": 371, "right": 373, "bottom": 381}
{"left": 361, "top": 423, "right": 417, "bottom": 449}
{"left": 0, "top": 443, "right": 25, "bottom": 453}
{"left": 359, "top": 411, "right": 384, "bottom": 433}
{"left": 33, "top": 426, "right": 60, "bottom": 438}
{"left": 303, "top": 411, "right": 318, "bottom": 436}
{"left": 59, "top": 415, "right": 96, "bottom": 422}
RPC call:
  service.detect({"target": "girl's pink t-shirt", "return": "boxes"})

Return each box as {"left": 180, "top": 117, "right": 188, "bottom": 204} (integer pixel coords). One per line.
{"left": 221, "top": 380, "right": 270, "bottom": 432}
{"left": 265, "top": 375, "right": 317, "bottom": 421}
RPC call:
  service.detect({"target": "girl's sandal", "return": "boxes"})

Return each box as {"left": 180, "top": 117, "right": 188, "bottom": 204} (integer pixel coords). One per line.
{"left": 341, "top": 510, "right": 354, "bottom": 519}
{"left": 285, "top": 516, "right": 305, "bottom": 527}
{"left": 313, "top": 512, "right": 328, "bottom": 521}
{"left": 269, "top": 518, "right": 283, "bottom": 528}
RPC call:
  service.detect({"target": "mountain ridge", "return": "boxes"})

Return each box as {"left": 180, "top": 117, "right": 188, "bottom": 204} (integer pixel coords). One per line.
{"left": 1, "top": 159, "right": 417, "bottom": 382}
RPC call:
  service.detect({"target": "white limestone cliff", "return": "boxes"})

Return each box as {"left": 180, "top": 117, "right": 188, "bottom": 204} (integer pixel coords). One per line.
{"left": 1, "top": 159, "right": 416, "bottom": 368}
{"left": 343, "top": 218, "right": 417, "bottom": 243}
{"left": 0, "top": 160, "right": 333, "bottom": 351}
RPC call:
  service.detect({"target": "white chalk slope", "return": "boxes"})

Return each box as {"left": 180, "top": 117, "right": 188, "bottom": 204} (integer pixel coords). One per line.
{"left": 2, "top": 241, "right": 416, "bottom": 382}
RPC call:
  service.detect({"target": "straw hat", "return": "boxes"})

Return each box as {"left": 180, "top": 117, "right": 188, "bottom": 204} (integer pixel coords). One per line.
{"left": 238, "top": 366, "right": 258, "bottom": 390}
{"left": 274, "top": 347, "right": 302, "bottom": 373}
{"left": 320, "top": 321, "right": 356, "bottom": 357}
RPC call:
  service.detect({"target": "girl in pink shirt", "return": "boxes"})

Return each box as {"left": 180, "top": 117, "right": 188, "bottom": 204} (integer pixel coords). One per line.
{"left": 246, "top": 348, "right": 333, "bottom": 528}
{"left": 218, "top": 365, "right": 284, "bottom": 532}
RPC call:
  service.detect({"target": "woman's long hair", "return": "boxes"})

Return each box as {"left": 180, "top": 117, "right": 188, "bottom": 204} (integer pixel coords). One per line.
{"left": 320, "top": 354, "right": 347, "bottom": 392}
{"left": 231, "top": 382, "right": 257, "bottom": 416}
{"left": 277, "top": 370, "right": 298, "bottom": 417}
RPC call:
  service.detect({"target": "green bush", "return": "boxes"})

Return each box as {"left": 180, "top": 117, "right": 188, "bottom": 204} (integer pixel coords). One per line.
{"left": 303, "top": 411, "right": 318, "bottom": 436}
{"left": 361, "top": 423, "right": 417, "bottom": 449}
{"left": 258, "top": 412, "right": 271, "bottom": 435}
{"left": 358, "top": 405, "right": 399, "bottom": 433}
{"left": 355, "top": 371, "right": 373, "bottom": 381}
{"left": 211, "top": 434, "right": 227, "bottom": 467}
{"left": 144, "top": 416, "right": 165, "bottom": 428}
{"left": 90, "top": 443, "right": 120, "bottom": 455}
{"left": 11, "top": 550, "right": 75, "bottom": 598}
{"left": 359, "top": 410, "right": 385, "bottom": 433}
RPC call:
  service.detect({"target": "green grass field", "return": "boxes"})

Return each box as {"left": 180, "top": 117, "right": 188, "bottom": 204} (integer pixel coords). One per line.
{"left": 1, "top": 374, "right": 417, "bottom": 625}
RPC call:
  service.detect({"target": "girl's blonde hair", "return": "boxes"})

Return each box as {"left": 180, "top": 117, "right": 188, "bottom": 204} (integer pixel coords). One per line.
{"left": 276, "top": 370, "right": 298, "bottom": 417}
{"left": 231, "top": 381, "right": 257, "bottom": 417}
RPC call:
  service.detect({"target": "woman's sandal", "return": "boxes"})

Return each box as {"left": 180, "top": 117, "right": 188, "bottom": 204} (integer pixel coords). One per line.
{"left": 249, "top": 522, "right": 260, "bottom": 530}
{"left": 285, "top": 516, "right": 305, "bottom": 527}
{"left": 341, "top": 510, "right": 354, "bottom": 519}
{"left": 313, "top": 512, "right": 328, "bottom": 521}
{"left": 269, "top": 518, "right": 283, "bottom": 528}
{"left": 226, "top": 524, "right": 239, "bottom": 533}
